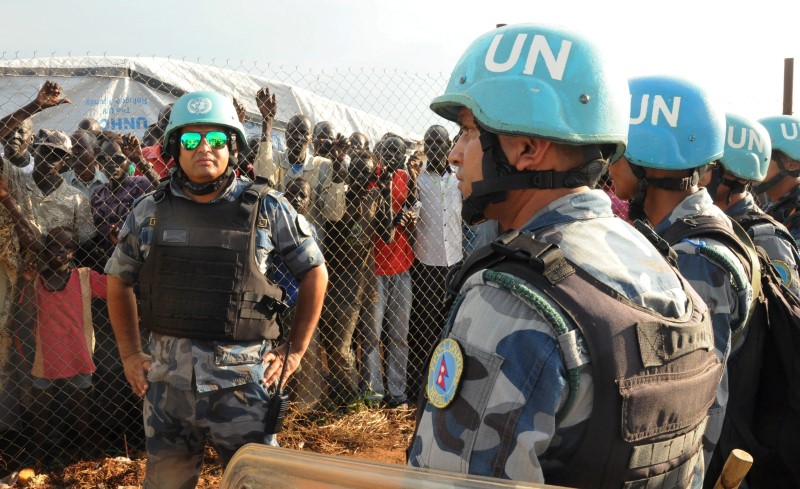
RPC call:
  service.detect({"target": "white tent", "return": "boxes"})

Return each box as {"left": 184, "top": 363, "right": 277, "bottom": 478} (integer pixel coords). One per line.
{"left": 0, "top": 56, "right": 416, "bottom": 149}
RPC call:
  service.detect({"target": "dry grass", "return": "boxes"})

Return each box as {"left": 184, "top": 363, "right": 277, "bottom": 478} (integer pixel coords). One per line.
{"left": 6, "top": 404, "right": 415, "bottom": 488}
{"left": 280, "top": 404, "right": 415, "bottom": 456}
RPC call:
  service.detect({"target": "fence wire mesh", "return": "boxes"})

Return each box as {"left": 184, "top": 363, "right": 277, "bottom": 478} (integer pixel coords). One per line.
{"left": 0, "top": 55, "right": 630, "bottom": 474}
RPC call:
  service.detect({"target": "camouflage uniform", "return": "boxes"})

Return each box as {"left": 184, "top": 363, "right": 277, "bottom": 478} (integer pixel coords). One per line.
{"left": 762, "top": 184, "right": 800, "bottom": 243}
{"left": 652, "top": 188, "right": 753, "bottom": 474}
{"left": 728, "top": 193, "right": 800, "bottom": 298}
{"left": 105, "top": 175, "right": 323, "bottom": 489}
{"left": 408, "top": 190, "right": 703, "bottom": 484}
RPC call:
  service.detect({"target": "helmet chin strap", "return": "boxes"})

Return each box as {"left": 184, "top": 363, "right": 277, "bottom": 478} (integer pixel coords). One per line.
{"left": 175, "top": 162, "right": 235, "bottom": 196}
{"left": 627, "top": 163, "right": 700, "bottom": 223}
{"left": 461, "top": 129, "right": 608, "bottom": 225}
{"left": 753, "top": 152, "right": 800, "bottom": 195}
{"left": 706, "top": 164, "right": 749, "bottom": 205}
{"left": 628, "top": 164, "right": 649, "bottom": 223}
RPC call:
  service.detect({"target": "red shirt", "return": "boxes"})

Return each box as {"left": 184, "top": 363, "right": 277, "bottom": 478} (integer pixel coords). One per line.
{"left": 27, "top": 268, "right": 108, "bottom": 379}
{"left": 374, "top": 169, "right": 414, "bottom": 276}
{"left": 142, "top": 143, "right": 174, "bottom": 178}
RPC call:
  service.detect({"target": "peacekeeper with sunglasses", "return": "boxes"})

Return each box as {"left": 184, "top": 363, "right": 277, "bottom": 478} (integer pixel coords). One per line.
{"left": 106, "top": 90, "right": 328, "bottom": 489}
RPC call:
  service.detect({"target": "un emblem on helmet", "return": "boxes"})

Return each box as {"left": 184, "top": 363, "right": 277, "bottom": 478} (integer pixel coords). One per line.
{"left": 186, "top": 97, "right": 213, "bottom": 115}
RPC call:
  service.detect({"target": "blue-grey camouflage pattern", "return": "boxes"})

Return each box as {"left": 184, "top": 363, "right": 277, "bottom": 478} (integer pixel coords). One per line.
{"left": 105, "top": 176, "right": 323, "bottom": 487}
{"left": 409, "top": 190, "right": 703, "bottom": 486}
{"left": 653, "top": 188, "right": 753, "bottom": 476}
{"left": 730, "top": 194, "right": 800, "bottom": 298}
{"left": 142, "top": 378, "right": 278, "bottom": 489}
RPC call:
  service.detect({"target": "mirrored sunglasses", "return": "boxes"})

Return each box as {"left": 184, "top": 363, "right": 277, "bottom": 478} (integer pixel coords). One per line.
{"left": 180, "top": 131, "right": 228, "bottom": 150}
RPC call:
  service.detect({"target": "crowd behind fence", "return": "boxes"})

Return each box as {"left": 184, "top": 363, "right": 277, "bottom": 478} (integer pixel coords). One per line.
{"left": 0, "top": 56, "right": 629, "bottom": 474}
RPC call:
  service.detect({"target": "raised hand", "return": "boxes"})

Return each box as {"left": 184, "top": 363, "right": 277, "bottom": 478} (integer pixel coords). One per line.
{"left": 35, "top": 80, "right": 71, "bottom": 109}
{"left": 120, "top": 133, "right": 144, "bottom": 162}
{"left": 232, "top": 96, "right": 246, "bottom": 123}
{"left": 256, "top": 87, "right": 277, "bottom": 120}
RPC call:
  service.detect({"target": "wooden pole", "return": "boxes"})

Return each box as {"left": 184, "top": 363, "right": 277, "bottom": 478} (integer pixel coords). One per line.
{"left": 713, "top": 449, "right": 754, "bottom": 489}
{"left": 783, "top": 58, "right": 793, "bottom": 115}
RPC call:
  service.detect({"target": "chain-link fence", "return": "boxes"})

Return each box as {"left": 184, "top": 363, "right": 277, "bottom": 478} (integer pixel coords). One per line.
{"left": 0, "top": 55, "right": 630, "bottom": 475}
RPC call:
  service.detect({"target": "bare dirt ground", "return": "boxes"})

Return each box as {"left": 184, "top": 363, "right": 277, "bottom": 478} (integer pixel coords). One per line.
{"left": 6, "top": 406, "right": 415, "bottom": 488}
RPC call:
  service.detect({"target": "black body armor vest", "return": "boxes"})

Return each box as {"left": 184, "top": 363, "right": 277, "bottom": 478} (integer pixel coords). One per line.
{"left": 137, "top": 179, "right": 286, "bottom": 341}
{"left": 451, "top": 231, "right": 722, "bottom": 489}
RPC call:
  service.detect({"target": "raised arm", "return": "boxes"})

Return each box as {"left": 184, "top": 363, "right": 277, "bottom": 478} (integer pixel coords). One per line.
{"left": 121, "top": 133, "right": 160, "bottom": 186}
{"left": 0, "top": 80, "right": 71, "bottom": 141}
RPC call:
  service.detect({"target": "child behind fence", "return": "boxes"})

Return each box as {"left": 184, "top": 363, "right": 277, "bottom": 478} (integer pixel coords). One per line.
{"left": 17, "top": 226, "right": 107, "bottom": 466}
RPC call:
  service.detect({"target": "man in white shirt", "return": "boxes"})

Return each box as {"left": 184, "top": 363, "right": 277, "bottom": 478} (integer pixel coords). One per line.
{"left": 408, "top": 125, "right": 462, "bottom": 402}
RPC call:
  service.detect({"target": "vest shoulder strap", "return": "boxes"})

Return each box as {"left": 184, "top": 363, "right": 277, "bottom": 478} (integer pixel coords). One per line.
{"left": 731, "top": 211, "right": 799, "bottom": 249}
{"left": 662, "top": 215, "right": 762, "bottom": 344}
{"left": 662, "top": 215, "right": 759, "bottom": 292}
{"left": 235, "top": 177, "right": 275, "bottom": 227}
{"left": 449, "top": 230, "right": 575, "bottom": 294}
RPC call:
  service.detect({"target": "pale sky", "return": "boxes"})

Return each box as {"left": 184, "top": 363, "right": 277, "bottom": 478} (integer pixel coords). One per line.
{"left": 3, "top": 0, "right": 798, "bottom": 123}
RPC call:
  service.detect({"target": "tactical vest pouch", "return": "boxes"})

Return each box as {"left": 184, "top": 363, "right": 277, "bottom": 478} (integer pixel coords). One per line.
{"left": 138, "top": 180, "right": 286, "bottom": 341}
{"left": 620, "top": 355, "right": 720, "bottom": 442}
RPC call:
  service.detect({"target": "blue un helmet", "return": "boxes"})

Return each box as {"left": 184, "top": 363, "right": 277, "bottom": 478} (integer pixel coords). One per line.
{"left": 164, "top": 90, "right": 248, "bottom": 157}
{"left": 430, "top": 23, "right": 630, "bottom": 224}
{"left": 720, "top": 113, "right": 771, "bottom": 182}
{"left": 163, "top": 90, "right": 249, "bottom": 194}
{"left": 753, "top": 115, "right": 800, "bottom": 194}
{"left": 706, "top": 113, "right": 771, "bottom": 204}
{"left": 626, "top": 76, "right": 725, "bottom": 170}
{"left": 623, "top": 76, "right": 725, "bottom": 220}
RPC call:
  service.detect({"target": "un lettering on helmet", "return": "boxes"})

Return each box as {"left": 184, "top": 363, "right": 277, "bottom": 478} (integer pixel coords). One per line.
{"left": 429, "top": 23, "right": 630, "bottom": 162}
{"left": 721, "top": 113, "right": 771, "bottom": 182}
{"left": 626, "top": 76, "right": 725, "bottom": 171}
{"left": 759, "top": 115, "right": 800, "bottom": 161}
{"left": 483, "top": 33, "right": 571, "bottom": 80}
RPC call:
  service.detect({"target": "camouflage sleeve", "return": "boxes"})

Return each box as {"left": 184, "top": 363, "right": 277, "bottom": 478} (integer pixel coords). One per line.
{"left": 409, "top": 271, "right": 585, "bottom": 482}
{"left": 752, "top": 228, "right": 800, "bottom": 298}
{"left": 103, "top": 196, "right": 155, "bottom": 284}
{"left": 673, "top": 247, "right": 741, "bottom": 475}
{"left": 673, "top": 241, "right": 750, "bottom": 352}
{"left": 257, "top": 191, "right": 323, "bottom": 279}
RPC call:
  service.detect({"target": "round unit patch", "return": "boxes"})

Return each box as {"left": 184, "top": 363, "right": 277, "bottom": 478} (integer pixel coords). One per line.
{"left": 426, "top": 338, "right": 464, "bottom": 409}
{"left": 186, "top": 96, "right": 213, "bottom": 115}
{"left": 772, "top": 259, "right": 793, "bottom": 287}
